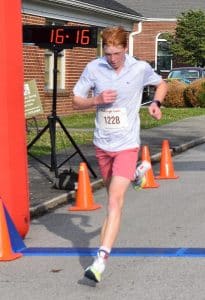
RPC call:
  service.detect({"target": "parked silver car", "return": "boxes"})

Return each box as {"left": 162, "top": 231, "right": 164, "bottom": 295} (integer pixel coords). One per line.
{"left": 167, "top": 67, "right": 205, "bottom": 84}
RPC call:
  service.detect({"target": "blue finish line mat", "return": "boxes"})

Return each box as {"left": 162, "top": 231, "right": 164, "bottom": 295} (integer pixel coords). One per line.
{"left": 5, "top": 204, "right": 205, "bottom": 258}
{"left": 20, "top": 247, "right": 205, "bottom": 257}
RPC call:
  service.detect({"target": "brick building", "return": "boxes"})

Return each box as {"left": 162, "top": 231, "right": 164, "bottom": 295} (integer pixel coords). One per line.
{"left": 22, "top": 0, "right": 205, "bottom": 116}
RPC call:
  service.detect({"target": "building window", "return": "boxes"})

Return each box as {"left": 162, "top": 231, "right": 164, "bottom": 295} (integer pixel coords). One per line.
{"left": 45, "top": 18, "right": 66, "bottom": 90}
{"left": 96, "top": 28, "right": 103, "bottom": 57}
{"left": 156, "top": 33, "right": 172, "bottom": 73}
{"left": 45, "top": 49, "right": 65, "bottom": 90}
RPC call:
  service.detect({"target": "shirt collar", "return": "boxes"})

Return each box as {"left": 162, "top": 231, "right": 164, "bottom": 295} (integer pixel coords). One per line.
{"left": 99, "top": 54, "right": 136, "bottom": 70}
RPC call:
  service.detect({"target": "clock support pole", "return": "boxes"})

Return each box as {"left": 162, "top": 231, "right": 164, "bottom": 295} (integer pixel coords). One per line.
{"left": 27, "top": 48, "right": 97, "bottom": 179}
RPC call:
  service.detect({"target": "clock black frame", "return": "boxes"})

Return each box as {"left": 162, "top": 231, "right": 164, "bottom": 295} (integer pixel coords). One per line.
{"left": 23, "top": 25, "right": 98, "bottom": 50}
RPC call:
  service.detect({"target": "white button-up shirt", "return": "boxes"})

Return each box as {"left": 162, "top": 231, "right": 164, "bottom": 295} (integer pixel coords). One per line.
{"left": 73, "top": 54, "right": 162, "bottom": 151}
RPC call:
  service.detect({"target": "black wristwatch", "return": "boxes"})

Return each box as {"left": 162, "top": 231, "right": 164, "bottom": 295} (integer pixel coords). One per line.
{"left": 151, "top": 100, "right": 161, "bottom": 108}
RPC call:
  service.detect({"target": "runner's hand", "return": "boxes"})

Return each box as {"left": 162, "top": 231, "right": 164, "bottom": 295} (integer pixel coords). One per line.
{"left": 148, "top": 102, "right": 162, "bottom": 120}
{"left": 94, "top": 89, "right": 117, "bottom": 105}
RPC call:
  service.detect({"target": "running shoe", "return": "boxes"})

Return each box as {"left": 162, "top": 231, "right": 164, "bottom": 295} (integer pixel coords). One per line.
{"left": 132, "top": 160, "right": 151, "bottom": 191}
{"left": 132, "top": 175, "right": 146, "bottom": 190}
{"left": 84, "top": 256, "right": 105, "bottom": 283}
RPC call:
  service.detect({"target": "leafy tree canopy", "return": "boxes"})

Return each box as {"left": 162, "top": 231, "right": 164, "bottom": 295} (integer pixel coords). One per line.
{"left": 168, "top": 10, "right": 205, "bottom": 67}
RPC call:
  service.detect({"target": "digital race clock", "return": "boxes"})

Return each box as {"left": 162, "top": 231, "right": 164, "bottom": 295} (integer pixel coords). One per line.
{"left": 23, "top": 25, "right": 98, "bottom": 49}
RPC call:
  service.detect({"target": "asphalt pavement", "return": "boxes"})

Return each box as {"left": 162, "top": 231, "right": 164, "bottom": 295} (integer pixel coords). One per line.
{"left": 29, "top": 114, "right": 205, "bottom": 217}
{"left": 1, "top": 129, "right": 205, "bottom": 299}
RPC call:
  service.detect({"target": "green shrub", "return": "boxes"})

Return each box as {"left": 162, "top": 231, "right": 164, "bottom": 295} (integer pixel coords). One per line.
{"left": 184, "top": 78, "right": 205, "bottom": 107}
{"left": 198, "top": 82, "right": 205, "bottom": 107}
{"left": 163, "top": 79, "right": 187, "bottom": 107}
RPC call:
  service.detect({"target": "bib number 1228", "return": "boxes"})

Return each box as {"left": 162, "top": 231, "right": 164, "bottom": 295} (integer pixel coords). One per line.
{"left": 103, "top": 115, "right": 120, "bottom": 125}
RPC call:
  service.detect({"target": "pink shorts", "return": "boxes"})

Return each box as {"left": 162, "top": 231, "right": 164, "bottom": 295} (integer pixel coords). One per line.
{"left": 95, "top": 146, "right": 139, "bottom": 181}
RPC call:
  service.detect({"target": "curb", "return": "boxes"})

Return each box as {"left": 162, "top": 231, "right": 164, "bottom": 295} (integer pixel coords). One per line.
{"left": 30, "top": 179, "right": 104, "bottom": 218}
{"left": 172, "top": 137, "right": 205, "bottom": 154}
{"left": 30, "top": 137, "right": 205, "bottom": 218}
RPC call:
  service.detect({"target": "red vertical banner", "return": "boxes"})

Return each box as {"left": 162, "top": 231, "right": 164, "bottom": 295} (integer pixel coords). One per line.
{"left": 0, "top": 1, "right": 30, "bottom": 237}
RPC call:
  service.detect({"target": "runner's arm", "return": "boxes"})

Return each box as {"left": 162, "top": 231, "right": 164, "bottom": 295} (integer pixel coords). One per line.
{"left": 73, "top": 90, "right": 117, "bottom": 109}
{"left": 148, "top": 80, "right": 168, "bottom": 120}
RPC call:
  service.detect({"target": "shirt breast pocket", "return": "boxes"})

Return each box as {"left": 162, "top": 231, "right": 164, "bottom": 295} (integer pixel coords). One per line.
{"left": 94, "top": 80, "right": 114, "bottom": 95}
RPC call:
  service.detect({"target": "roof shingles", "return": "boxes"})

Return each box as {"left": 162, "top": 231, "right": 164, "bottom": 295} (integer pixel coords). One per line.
{"left": 78, "top": 0, "right": 205, "bottom": 19}
{"left": 115, "top": 0, "right": 205, "bottom": 19}
{"left": 77, "top": 0, "right": 142, "bottom": 17}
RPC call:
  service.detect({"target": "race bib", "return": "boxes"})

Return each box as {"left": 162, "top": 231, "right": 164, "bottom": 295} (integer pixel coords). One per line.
{"left": 98, "top": 108, "right": 128, "bottom": 129}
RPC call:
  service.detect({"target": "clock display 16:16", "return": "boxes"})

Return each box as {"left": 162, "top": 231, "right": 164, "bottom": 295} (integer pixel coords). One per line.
{"left": 49, "top": 28, "right": 91, "bottom": 45}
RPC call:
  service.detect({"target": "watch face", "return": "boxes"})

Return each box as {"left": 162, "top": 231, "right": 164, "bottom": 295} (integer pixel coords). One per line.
{"left": 23, "top": 25, "right": 98, "bottom": 49}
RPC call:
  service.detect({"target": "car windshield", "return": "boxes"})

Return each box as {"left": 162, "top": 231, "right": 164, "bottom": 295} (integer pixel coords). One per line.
{"left": 169, "top": 70, "right": 200, "bottom": 80}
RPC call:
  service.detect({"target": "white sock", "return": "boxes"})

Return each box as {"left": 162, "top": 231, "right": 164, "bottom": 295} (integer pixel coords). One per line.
{"left": 98, "top": 246, "right": 111, "bottom": 260}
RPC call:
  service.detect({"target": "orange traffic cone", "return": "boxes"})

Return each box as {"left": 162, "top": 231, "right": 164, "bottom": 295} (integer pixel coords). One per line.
{"left": 141, "top": 145, "right": 159, "bottom": 188}
{"left": 68, "top": 162, "right": 102, "bottom": 211}
{"left": 0, "top": 198, "right": 22, "bottom": 261}
{"left": 156, "top": 139, "right": 179, "bottom": 179}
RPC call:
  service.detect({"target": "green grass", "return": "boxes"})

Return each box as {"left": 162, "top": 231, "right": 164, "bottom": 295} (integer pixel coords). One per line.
{"left": 140, "top": 107, "right": 205, "bottom": 129}
{"left": 27, "top": 128, "right": 94, "bottom": 156}
{"left": 61, "top": 112, "right": 96, "bottom": 128}
{"left": 27, "top": 107, "right": 205, "bottom": 156}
